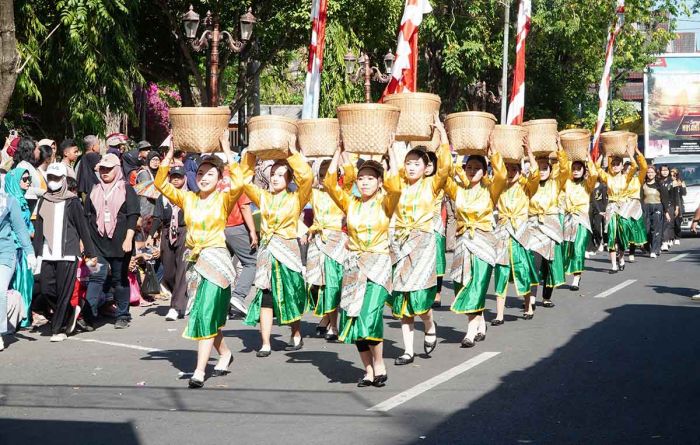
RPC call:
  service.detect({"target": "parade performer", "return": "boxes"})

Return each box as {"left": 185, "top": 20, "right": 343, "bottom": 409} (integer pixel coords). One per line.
{"left": 596, "top": 143, "right": 637, "bottom": 273}
{"left": 306, "top": 157, "right": 355, "bottom": 341}
{"left": 447, "top": 148, "right": 506, "bottom": 347}
{"left": 155, "top": 133, "right": 242, "bottom": 388}
{"left": 241, "top": 144, "right": 313, "bottom": 357}
{"left": 526, "top": 149, "right": 570, "bottom": 308}
{"left": 324, "top": 144, "right": 401, "bottom": 387}
{"left": 562, "top": 155, "right": 598, "bottom": 291}
{"left": 621, "top": 147, "right": 648, "bottom": 263}
{"left": 492, "top": 145, "right": 539, "bottom": 324}
{"left": 389, "top": 115, "right": 452, "bottom": 366}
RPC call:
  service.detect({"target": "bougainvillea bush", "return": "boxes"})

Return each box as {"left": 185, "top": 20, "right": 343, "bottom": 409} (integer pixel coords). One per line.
{"left": 134, "top": 82, "right": 181, "bottom": 145}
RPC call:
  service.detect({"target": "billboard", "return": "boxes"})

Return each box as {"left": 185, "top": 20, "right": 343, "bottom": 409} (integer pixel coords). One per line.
{"left": 645, "top": 55, "right": 700, "bottom": 157}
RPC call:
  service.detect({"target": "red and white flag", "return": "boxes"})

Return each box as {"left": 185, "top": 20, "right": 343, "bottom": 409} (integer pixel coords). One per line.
{"left": 506, "top": 0, "right": 532, "bottom": 125}
{"left": 380, "top": 0, "right": 433, "bottom": 101}
{"left": 591, "top": 1, "right": 625, "bottom": 159}
{"left": 302, "top": 0, "right": 328, "bottom": 119}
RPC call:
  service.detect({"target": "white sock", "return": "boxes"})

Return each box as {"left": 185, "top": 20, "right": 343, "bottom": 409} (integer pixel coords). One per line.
{"left": 192, "top": 370, "right": 205, "bottom": 381}
{"left": 465, "top": 318, "right": 478, "bottom": 341}
{"left": 292, "top": 335, "right": 301, "bottom": 346}
{"left": 401, "top": 322, "right": 415, "bottom": 356}
{"left": 259, "top": 344, "right": 271, "bottom": 352}
{"left": 572, "top": 275, "right": 581, "bottom": 287}
{"left": 477, "top": 316, "right": 486, "bottom": 334}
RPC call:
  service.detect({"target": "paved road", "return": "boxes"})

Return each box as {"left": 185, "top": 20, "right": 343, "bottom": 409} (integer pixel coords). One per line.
{"left": 1, "top": 239, "right": 700, "bottom": 445}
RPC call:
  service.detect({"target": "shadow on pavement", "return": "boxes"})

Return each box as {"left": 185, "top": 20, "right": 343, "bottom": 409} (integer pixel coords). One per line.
{"left": 284, "top": 350, "right": 364, "bottom": 383}
{"left": 0, "top": 419, "right": 140, "bottom": 445}
{"left": 405, "top": 304, "right": 700, "bottom": 444}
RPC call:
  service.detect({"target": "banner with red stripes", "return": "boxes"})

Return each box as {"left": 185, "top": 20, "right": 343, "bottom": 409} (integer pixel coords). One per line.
{"left": 506, "top": 0, "right": 531, "bottom": 125}
{"left": 302, "top": 0, "right": 328, "bottom": 119}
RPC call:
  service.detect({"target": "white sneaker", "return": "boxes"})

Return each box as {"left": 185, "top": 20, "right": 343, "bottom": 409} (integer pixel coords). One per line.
{"left": 628, "top": 255, "right": 635, "bottom": 262}
{"left": 650, "top": 253, "right": 657, "bottom": 258}
{"left": 691, "top": 294, "right": 700, "bottom": 301}
{"left": 585, "top": 252, "right": 591, "bottom": 259}
{"left": 674, "top": 239, "right": 680, "bottom": 245}
{"left": 661, "top": 243, "right": 669, "bottom": 252}
{"left": 66, "top": 305, "right": 81, "bottom": 335}
{"left": 0, "top": 336, "right": 4, "bottom": 351}
{"left": 165, "top": 308, "right": 179, "bottom": 321}
{"left": 50, "top": 333, "right": 67, "bottom": 342}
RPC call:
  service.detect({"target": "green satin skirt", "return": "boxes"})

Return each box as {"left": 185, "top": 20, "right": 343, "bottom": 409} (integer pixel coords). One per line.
{"left": 245, "top": 258, "right": 307, "bottom": 326}
{"left": 451, "top": 255, "right": 493, "bottom": 314}
{"left": 339, "top": 280, "right": 389, "bottom": 343}
{"left": 435, "top": 231, "right": 446, "bottom": 277}
{"left": 311, "top": 255, "right": 343, "bottom": 316}
{"left": 388, "top": 285, "right": 437, "bottom": 318}
{"left": 543, "top": 242, "right": 566, "bottom": 288}
{"left": 607, "top": 214, "right": 647, "bottom": 250}
{"left": 12, "top": 251, "right": 34, "bottom": 328}
{"left": 624, "top": 216, "right": 648, "bottom": 246}
{"left": 183, "top": 278, "right": 231, "bottom": 340}
{"left": 494, "top": 237, "right": 540, "bottom": 297}
{"left": 565, "top": 225, "right": 591, "bottom": 275}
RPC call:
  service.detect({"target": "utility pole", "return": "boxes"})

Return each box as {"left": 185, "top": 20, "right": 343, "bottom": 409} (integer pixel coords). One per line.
{"left": 500, "top": 0, "right": 511, "bottom": 124}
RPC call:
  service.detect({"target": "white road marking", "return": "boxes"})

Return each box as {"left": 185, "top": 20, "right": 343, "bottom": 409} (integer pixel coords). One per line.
{"left": 367, "top": 352, "right": 501, "bottom": 412}
{"left": 667, "top": 253, "right": 689, "bottom": 263}
{"left": 593, "top": 279, "right": 637, "bottom": 299}
{"left": 70, "top": 338, "right": 163, "bottom": 353}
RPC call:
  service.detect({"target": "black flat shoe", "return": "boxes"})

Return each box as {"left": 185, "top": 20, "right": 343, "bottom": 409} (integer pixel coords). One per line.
{"left": 211, "top": 355, "right": 234, "bottom": 377}
{"left": 542, "top": 300, "right": 555, "bottom": 308}
{"left": 188, "top": 377, "right": 204, "bottom": 389}
{"left": 432, "top": 300, "right": 441, "bottom": 308}
{"left": 284, "top": 339, "right": 304, "bottom": 351}
{"left": 324, "top": 333, "right": 338, "bottom": 342}
{"left": 394, "top": 353, "right": 415, "bottom": 365}
{"left": 423, "top": 321, "right": 438, "bottom": 356}
{"left": 619, "top": 263, "right": 625, "bottom": 271}
{"left": 461, "top": 338, "right": 475, "bottom": 348}
{"left": 570, "top": 285, "right": 580, "bottom": 291}
{"left": 609, "top": 269, "right": 618, "bottom": 274}
{"left": 372, "top": 374, "right": 388, "bottom": 387}
{"left": 523, "top": 313, "right": 534, "bottom": 320}
{"left": 256, "top": 350, "right": 271, "bottom": 358}
{"left": 474, "top": 332, "right": 486, "bottom": 342}
{"left": 491, "top": 319, "right": 504, "bottom": 326}
{"left": 315, "top": 326, "right": 328, "bottom": 338}
{"left": 357, "top": 377, "right": 373, "bottom": 387}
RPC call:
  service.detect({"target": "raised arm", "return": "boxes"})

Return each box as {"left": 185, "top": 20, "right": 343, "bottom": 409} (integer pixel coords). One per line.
{"left": 323, "top": 151, "right": 351, "bottom": 216}
{"left": 341, "top": 153, "right": 357, "bottom": 193}
{"left": 431, "top": 113, "right": 452, "bottom": 194}
{"left": 240, "top": 151, "right": 262, "bottom": 207}
{"left": 555, "top": 150, "right": 570, "bottom": 190}
{"left": 488, "top": 152, "right": 507, "bottom": 204}
{"left": 382, "top": 172, "right": 402, "bottom": 216}
{"left": 443, "top": 176, "right": 458, "bottom": 202}
{"left": 635, "top": 150, "right": 648, "bottom": 186}
{"left": 288, "top": 149, "right": 313, "bottom": 209}
{"left": 585, "top": 156, "right": 599, "bottom": 193}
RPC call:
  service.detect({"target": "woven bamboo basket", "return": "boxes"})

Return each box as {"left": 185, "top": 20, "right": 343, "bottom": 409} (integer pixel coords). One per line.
{"left": 627, "top": 132, "right": 639, "bottom": 151}
{"left": 297, "top": 118, "right": 339, "bottom": 158}
{"left": 559, "top": 129, "right": 591, "bottom": 162}
{"left": 492, "top": 125, "right": 526, "bottom": 163}
{"left": 169, "top": 107, "right": 231, "bottom": 153}
{"left": 383, "top": 92, "right": 441, "bottom": 141}
{"left": 600, "top": 130, "right": 629, "bottom": 157}
{"left": 523, "top": 119, "right": 558, "bottom": 156}
{"left": 410, "top": 127, "right": 440, "bottom": 152}
{"left": 445, "top": 111, "right": 497, "bottom": 156}
{"left": 247, "top": 115, "right": 298, "bottom": 160}
{"left": 337, "top": 103, "right": 400, "bottom": 155}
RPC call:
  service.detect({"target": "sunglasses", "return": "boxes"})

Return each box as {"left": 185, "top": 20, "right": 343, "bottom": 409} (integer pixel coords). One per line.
{"left": 21, "top": 176, "right": 31, "bottom": 184}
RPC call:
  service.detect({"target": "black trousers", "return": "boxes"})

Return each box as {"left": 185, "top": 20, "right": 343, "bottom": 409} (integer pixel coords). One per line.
{"left": 589, "top": 211, "right": 605, "bottom": 250}
{"left": 644, "top": 203, "right": 664, "bottom": 255}
{"left": 160, "top": 229, "right": 188, "bottom": 314}
{"left": 40, "top": 260, "right": 78, "bottom": 335}
{"left": 534, "top": 253, "right": 554, "bottom": 301}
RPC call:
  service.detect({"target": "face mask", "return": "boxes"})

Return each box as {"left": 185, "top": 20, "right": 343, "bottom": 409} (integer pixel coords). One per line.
{"left": 47, "top": 180, "right": 62, "bottom": 191}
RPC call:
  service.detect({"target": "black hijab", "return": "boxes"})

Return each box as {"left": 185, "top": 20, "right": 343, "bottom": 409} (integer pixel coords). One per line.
{"left": 77, "top": 152, "right": 101, "bottom": 195}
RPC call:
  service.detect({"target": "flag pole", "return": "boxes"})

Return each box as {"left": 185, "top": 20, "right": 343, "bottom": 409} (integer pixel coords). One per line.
{"left": 500, "top": 0, "right": 511, "bottom": 123}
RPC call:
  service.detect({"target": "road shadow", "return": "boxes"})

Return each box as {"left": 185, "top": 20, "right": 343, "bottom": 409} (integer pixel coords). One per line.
{"left": 402, "top": 304, "right": 700, "bottom": 444}
{"left": 284, "top": 350, "right": 363, "bottom": 384}
{"left": 647, "top": 284, "right": 698, "bottom": 298}
{"left": 140, "top": 348, "right": 198, "bottom": 375}
{"left": 0, "top": 419, "right": 140, "bottom": 445}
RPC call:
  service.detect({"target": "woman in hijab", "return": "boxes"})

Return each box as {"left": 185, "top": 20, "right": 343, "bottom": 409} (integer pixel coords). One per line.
{"left": 135, "top": 151, "right": 162, "bottom": 217}
{"left": 84, "top": 154, "right": 139, "bottom": 329}
{"left": 33, "top": 163, "right": 97, "bottom": 341}
{"left": 0, "top": 186, "right": 35, "bottom": 351}
{"left": 12, "top": 137, "right": 44, "bottom": 211}
{"left": 4, "top": 167, "right": 35, "bottom": 327}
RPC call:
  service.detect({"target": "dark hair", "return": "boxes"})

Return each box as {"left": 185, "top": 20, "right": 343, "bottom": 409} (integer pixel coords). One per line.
{"left": 12, "top": 137, "right": 37, "bottom": 168}
{"left": 59, "top": 139, "right": 77, "bottom": 154}
{"left": 66, "top": 176, "right": 78, "bottom": 193}
{"left": 425, "top": 151, "right": 438, "bottom": 177}
{"left": 465, "top": 155, "right": 487, "bottom": 171}
{"left": 357, "top": 160, "right": 384, "bottom": 178}
{"left": 381, "top": 154, "right": 391, "bottom": 171}
{"left": 37, "top": 145, "right": 53, "bottom": 165}
{"left": 271, "top": 160, "right": 293, "bottom": 183}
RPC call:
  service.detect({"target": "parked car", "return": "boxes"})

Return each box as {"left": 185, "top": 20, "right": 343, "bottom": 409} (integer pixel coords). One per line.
{"left": 652, "top": 155, "right": 700, "bottom": 232}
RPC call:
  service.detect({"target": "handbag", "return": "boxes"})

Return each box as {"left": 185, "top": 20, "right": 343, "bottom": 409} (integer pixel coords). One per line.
{"left": 128, "top": 272, "right": 141, "bottom": 305}
{"left": 140, "top": 261, "right": 161, "bottom": 296}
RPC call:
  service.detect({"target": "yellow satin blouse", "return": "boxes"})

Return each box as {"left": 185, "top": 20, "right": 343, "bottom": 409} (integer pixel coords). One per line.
{"left": 529, "top": 151, "right": 570, "bottom": 217}
{"left": 324, "top": 171, "right": 401, "bottom": 254}
{"left": 563, "top": 160, "right": 598, "bottom": 215}
{"left": 241, "top": 152, "right": 313, "bottom": 241}
{"left": 309, "top": 164, "right": 356, "bottom": 233}
{"left": 445, "top": 153, "right": 507, "bottom": 236}
{"left": 624, "top": 154, "right": 647, "bottom": 200}
{"left": 597, "top": 157, "right": 638, "bottom": 202}
{"left": 155, "top": 160, "right": 242, "bottom": 256}
{"left": 497, "top": 165, "right": 540, "bottom": 228}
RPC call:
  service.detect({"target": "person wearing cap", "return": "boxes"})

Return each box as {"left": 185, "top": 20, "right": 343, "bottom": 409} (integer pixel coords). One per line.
{"left": 240, "top": 142, "right": 312, "bottom": 357}
{"left": 0, "top": 182, "right": 35, "bottom": 351}
{"left": 84, "top": 153, "right": 140, "bottom": 330}
{"left": 323, "top": 143, "right": 401, "bottom": 387}
{"left": 562, "top": 154, "right": 598, "bottom": 292}
{"left": 446, "top": 147, "right": 507, "bottom": 348}
{"left": 305, "top": 154, "right": 356, "bottom": 341}
{"left": 492, "top": 143, "right": 539, "bottom": 325}
{"left": 155, "top": 131, "right": 243, "bottom": 389}
{"left": 595, "top": 143, "right": 638, "bottom": 274}
{"left": 149, "top": 165, "right": 188, "bottom": 321}
{"left": 135, "top": 150, "right": 162, "bottom": 217}
{"left": 523, "top": 147, "right": 570, "bottom": 311}
{"left": 33, "top": 163, "right": 98, "bottom": 342}
{"left": 388, "top": 114, "right": 451, "bottom": 367}
{"left": 620, "top": 147, "right": 648, "bottom": 263}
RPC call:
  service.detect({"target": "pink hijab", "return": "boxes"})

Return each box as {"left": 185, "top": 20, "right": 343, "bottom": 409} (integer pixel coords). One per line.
{"left": 90, "top": 167, "right": 127, "bottom": 238}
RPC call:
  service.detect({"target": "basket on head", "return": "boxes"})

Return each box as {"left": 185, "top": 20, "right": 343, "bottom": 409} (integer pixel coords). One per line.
{"left": 383, "top": 92, "right": 441, "bottom": 142}
{"left": 247, "top": 115, "right": 298, "bottom": 160}
{"left": 337, "top": 103, "right": 400, "bottom": 155}
{"left": 627, "top": 132, "right": 639, "bottom": 152}
{"left": 559, "top": 129, "right": 591, "bottom": 162}
{"left": 523, "top": 119, "right": 558, "bottom": 157}
{"left": 600, "top": 130, "right": 629, "bottom": 158}
{"left": 492, "top": 125, "right": 526, "bottom": 163}
{"left": 410, "top": 127, "right": 440, "bottom": 152}
{"left": 297, "top": 118, "right": 339, "bottom": 158}
{"left": 445, "top": 111, "right": 497, "bottom": 156}
{"left": 169, "top": 107, "right": 231, "bottom": 153}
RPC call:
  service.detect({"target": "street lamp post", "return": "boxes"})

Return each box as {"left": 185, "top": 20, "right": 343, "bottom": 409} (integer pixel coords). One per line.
{"left": 343, "top": 51, "right": 395, "bottom": 103}
{"left": 182, "top": 5, "right": 256, "bottom": 107}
